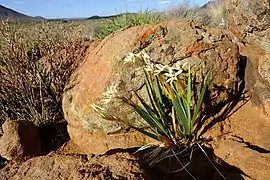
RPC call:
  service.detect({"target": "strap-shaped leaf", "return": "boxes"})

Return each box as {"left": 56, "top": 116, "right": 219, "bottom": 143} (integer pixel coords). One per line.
{"left": 153, "top": 76, "right": 170, "bottom": 129}
{"left": 153, "top": 76, "right": 163, "bottom": 105}
{"left": 186, "top": 65, "right": 192, "bottom": 134}
{"left": 144, "top": 71, "right": 159, "bottom": 115}
{"left": 131, "top": 92, "right": 170, "bottom": 137}
{"left": 169, "top": 87, "right": 189, "bottom": 136}
{"left": 145, "top": 72, "right": 173, "bottom": 138}
{"left": 191, "top": 71, "right": 210, "bottom": 125}
{"left": 129, "top": 124, "right": 160, "bottom": 142}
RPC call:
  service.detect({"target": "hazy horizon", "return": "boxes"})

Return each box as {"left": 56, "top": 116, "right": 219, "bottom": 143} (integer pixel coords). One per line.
{"left": 0, "top": 0, "right": 210, "bottom": 18}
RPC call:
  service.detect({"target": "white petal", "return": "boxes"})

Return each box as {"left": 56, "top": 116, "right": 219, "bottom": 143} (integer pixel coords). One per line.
{"left": 175, "top": 69, "right": 183, "bottom": 76}
{"left": 101, "top": 98, "right": 112, "bottom": 104}
{"left": 182, "top": 62, "right": 188, "bottom": 68}
{"left": 168, "top": 67, "right": 174, "bottom": 74}
{"left": 164, "top": 72, "right": 172, "bottom": 77}
{"left": 155, "top": 64, "right": 164, "bottom": 70}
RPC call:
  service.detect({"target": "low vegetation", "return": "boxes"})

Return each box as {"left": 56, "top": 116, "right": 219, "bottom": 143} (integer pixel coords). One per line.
{"left": 95, "top": 2, "right": 227, "bottom": 40}
{"left": 166, "top": 1, "right": 227, "bottom": 27}
{"left": 0, "top": 21, "right": 89, "bottom": 126}
{"left": 91, "top": 50, "right": 226, "bottom": 178}
{"left": 95, "top": 10, "right": 165, "bottom": 39}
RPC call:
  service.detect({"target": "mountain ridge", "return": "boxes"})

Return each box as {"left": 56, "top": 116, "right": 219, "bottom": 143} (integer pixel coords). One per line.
{"left": 0, "top": 4, "right": 42, "bottom": 21}
{"left": 0, "top": 1, "right": 222, "bottom": 22}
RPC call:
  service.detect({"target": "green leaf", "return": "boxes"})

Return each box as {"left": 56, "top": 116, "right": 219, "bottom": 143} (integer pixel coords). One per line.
{"left": 153, "top": 76, "right": 170, "bottom": 129}
{"left": 186, "top": 65, "right": 192, "bottom": 134}
{"left": 144, "top": 72, "right": 172, "bottom": 137}
{"left": 191, "top": 71, "right": 210, "bottom": 126}
{"left": 169, "top": 87, "right": 189, "bottom": 136}
{"left": 144, "top": 71, "right": 159, "bottom": 114}
{"left": 153, "top": 76, "right": 163, "bottom": 105}
{"left": 129, "top": 125, "right": 160, "bottom": 142}
{"left": 128, "top": 96, "right": 169, "bottom": 137}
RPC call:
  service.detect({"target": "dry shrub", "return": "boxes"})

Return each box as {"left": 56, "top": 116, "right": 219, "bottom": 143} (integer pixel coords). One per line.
{"left": 166, "top": 0, "right": 227, "bottom": 28}
{"left": 0, "top": 21, "right": 88, "bottom": 126}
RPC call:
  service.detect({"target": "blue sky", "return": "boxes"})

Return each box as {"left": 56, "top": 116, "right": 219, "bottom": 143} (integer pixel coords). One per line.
{"left": 0, "top": 0, "right": 210, "bottom": 18}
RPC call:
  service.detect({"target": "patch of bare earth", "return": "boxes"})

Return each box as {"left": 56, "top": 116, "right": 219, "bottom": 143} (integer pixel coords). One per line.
{"left": 208, "top": 101, "right": 270, "bottom": 180}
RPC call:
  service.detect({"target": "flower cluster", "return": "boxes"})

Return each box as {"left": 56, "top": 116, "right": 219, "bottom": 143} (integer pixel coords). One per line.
{"left": 123, "top": 50, "right": 188, "bottom": 84}
{"left": 91, "top": 50, "right": 189, "bottom": 113}
{"left": 123, "top": 50, "right": 150, "bottom": 64}
{"left": 101, "top": 83, "right": 118, "bottom": 104}
{"left": 144, "top": 59, "right": 188, "bottom": 84}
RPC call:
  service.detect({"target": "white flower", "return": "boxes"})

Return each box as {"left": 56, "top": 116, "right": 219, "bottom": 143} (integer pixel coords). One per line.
{"left": 164, "top": 66, "right": 184, "bottom": 84}
{"left": 101, "top": 83, "right": 118, "bottom": 104}
{"left": 140, "top": 50, "right": 151, "bottom": 64}
{"left": 164, "top": 67, "right": 174, "bottom": 78}
{"left": 144, "top": 63, "right": 155, "bottom": 72}
{"left": 154, "top": 64, "right": 169, "bottom": 75}
{"left": 163, "top": 61, "right": 188, "bottom": 84}
{"left": 166, "top": 75, "right": 179, "bottom": 84}
{"left": 90, "top": 103, "right": 106, "bottom": 112}
{"left": 172, "top": 61, "right": 188, "bottom": 71}
{"left": 164, "top": 67, "right": 176, "bottom": 84}
{"left": 175, "top": 69, "right": 183, "bottom": 77}
{"left": 123, "top": 50, "right": 152, "bottom": 65}
{"left": 123, "top": 52, "right": 138, "bottom": 64}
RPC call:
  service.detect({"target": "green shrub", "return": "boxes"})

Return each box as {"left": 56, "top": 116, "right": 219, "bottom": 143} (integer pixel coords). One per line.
{"left": 95, "top": 10, "right": 165, "bottom": 39}
{"left": 0, "top": 21, "right": 88, "bottom": 126}
{"left": 121, "top": 53, "right": 210, "bottom": 165}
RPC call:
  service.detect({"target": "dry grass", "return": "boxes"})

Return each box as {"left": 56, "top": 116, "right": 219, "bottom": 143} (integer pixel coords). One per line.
{"left": 0, "top": 21, "right": 89, "bottom": 126}
{"left": 165, "top": 1, "right": 227, "bottom": 27}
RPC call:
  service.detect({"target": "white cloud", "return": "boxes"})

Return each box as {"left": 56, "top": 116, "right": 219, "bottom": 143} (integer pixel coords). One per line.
{"left": 158, "top": 1, "right": 171, "bottom": 4}
{"left": 13, "top": 0, "right": 25, "bottom": 4}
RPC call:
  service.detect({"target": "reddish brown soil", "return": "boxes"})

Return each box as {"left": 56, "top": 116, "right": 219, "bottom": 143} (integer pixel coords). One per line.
{"left": 209, "top": 101, "right": 270, "bottom": 180}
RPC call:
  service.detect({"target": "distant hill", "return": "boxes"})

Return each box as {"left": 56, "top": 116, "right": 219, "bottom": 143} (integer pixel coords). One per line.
{"left": 87, "top": 13, "right": 136, "bottom": 20}
{"left": 200, "top": 0, "right": 225, "bottom": 9}
{"left": 0, "top": 5, "right": 44, "bottom": 21}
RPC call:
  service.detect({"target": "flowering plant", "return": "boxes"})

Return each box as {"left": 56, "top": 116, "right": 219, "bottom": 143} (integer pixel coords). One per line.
{"left": 91, "top": 50, "right": 225, "bottom": 178}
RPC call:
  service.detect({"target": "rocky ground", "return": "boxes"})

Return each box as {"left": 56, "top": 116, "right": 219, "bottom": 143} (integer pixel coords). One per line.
{"left": 1, "top": 0, "right": 270, "bottom": 179}
{"left": 0, "top": 100, "right": 269, "bottom": 180}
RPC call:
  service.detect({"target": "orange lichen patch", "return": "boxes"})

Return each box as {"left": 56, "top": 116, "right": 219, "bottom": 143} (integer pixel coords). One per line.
{"left": 135, "top": 25, "right": 168, "bottom": 48}
{"left": 185, "top": 41, "right": 211, "bottom": 57}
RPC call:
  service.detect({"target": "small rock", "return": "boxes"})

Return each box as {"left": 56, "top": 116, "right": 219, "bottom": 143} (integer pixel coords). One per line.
{"left": 0, "top": 119, "right": 41, "bottom": 161}
{"left": 0, "top": 152, "right": 145, "bottom": 180}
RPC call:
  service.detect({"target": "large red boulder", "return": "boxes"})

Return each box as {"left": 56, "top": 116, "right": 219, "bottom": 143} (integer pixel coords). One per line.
{"left": 63, "top": 19, "right": 242, "bottom": 154}
{"left": 227, "top": 0, "right": 270, "bottom": 115}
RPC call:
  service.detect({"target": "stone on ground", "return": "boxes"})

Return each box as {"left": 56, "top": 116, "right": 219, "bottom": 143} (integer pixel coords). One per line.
{"left": 0, "top": 120, "right": 41, "bottom": 161}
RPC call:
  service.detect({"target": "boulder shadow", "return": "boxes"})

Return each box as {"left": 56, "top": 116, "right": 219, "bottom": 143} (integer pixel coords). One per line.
{"left": 140, "top": 146, "right": 250, "bottom": 180}
{"left": 199, "top": 55, "right": 250, "bottom": 135}
{"left": 136, "top": 55, "right": 252, "bottom": 180}
{"left": 0, "top": 156, "right": 7, "bottom": 170}
{"left": 38, "top": 121, "right": 70, "bottom": 154}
